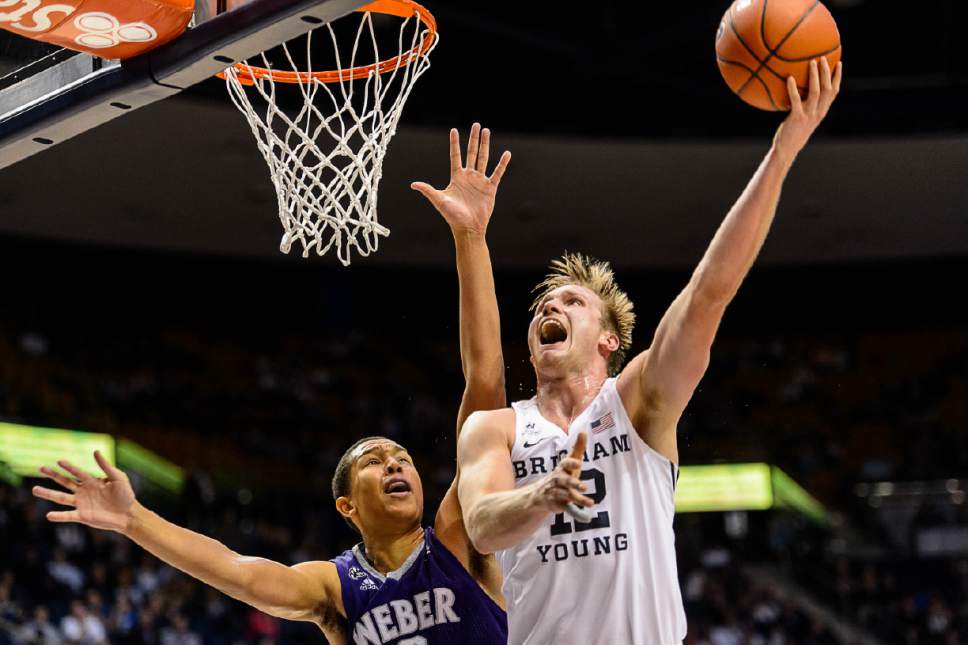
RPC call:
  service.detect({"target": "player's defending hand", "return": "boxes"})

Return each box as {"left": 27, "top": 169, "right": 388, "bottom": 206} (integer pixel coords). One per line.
{"left": 774, "top": 57, "right": 842, "bottom": 159}
{"left": 32, "top": 450, "right": 136, "bottom": 533}
{"left": 411, "top": 123, "right": 511, "bottom": 238}
{"left": 531, "top": 432, "right": 594, "bottom": 513}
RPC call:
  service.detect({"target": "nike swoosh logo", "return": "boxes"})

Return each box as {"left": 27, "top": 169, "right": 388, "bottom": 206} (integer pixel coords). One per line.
{"left": 523, "top": 439, "right": 547, "bottom": 448}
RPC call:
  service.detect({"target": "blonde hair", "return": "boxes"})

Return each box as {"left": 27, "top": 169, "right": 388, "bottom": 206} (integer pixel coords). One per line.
{"left": 531, "top": 253, "right": 635, "bottom": 376}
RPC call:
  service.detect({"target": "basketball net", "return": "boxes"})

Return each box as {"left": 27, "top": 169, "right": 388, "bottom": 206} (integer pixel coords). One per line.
{"left": 223, "top": 2, "right": 437, "bottom": 265}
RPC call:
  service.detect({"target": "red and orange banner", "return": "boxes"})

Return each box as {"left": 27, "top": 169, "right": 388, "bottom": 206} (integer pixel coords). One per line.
{"left": 0, "top": 0, "right": 193, "bottom": 60}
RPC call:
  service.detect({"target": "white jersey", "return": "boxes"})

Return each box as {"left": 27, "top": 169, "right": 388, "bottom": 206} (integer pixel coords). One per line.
{"left": 497, "top": 377, "right": 687, "bottom": 645}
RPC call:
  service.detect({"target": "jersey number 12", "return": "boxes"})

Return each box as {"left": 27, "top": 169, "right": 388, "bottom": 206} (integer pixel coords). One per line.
{"left": 549, "top": 468, "right": 610, "bottom": 536}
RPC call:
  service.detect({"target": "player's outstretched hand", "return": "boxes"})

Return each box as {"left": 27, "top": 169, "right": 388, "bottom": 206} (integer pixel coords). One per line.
{"left": 411, "top": 123, "right": 512, "bottom": 238}
{"left": 531, "top": 432, "right": 593, "bottom": 513}
{"left": 774, "top": 57, "right": 842, "bottom": 159}
{"left": 32, "top": 450, "right": 136, "bottom": 533}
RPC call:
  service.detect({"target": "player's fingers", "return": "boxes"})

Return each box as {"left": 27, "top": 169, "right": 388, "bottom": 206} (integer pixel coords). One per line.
{"left": 807, "top": 59, "right": 821, "bottom": 111}
{"left": 818, "top": 59, "right": 842, "bottom": 117}
{"left": 39, "top": 466, "right": 77, "bottom": 491}
{"left": 57, "top": 460, "right": 93, "bottom": 483}
{"left": 410, "top": 181, "right": 439, "bottom": 200}
{"left": 559, "top": 457, "right": 582, "bottom": 477}
{"left": 832, "top": 61, "right": 843, "bottom": 94}
{"left": 562, "top": 434, "right": 587, "bottom": 475}
{"left": 549, "top": 488, "right": 573, "bottom": 506}
{"left": 32, "top": 486, "right": 76, "bottom": 507}
{"left": 567, "top": 489, "right": 594, "bottom": 508}
{"left": 551, "top": 486, "right": 570, "bottom": 500}
{"left": 476, "top": 128, "right": 491, "bottom": 173}
{"left": 488, "top": 151, "right": 511, "bottom": 186}
{"left": 46, "top": 510, "right": 81, "bottom": 523}
{"left": 465, "top": 122, "right": 481, "bottom": 170}
{"left": 550, "top": 486, "right": 592, "bottom": 508}
{"left": 93, "top": 450, "right": 118, "bottom": 479}
{"left": 568, "top": 432, "right": 587, "bottom": 461}
{"left": 820, "top": 56, "right": 832, "bottom": 93}
{"left": 786, "top": 76, "right": 803, "bottom": 115}
{"left": 412, "top": 183, "right": 449, "bottom": 214}
{"left": 448, "top": 128, "right": 461, "bottom": 175}
{"left": 553, "top": 473, "right": 586, "bottom": 492}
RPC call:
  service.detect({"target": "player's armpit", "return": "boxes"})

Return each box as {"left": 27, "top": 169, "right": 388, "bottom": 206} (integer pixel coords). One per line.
{"left": 234, "top": 557, "right": 343, "bottom": 624}
{"left": 618, "top": 283, "right": 727, "bottom": 455}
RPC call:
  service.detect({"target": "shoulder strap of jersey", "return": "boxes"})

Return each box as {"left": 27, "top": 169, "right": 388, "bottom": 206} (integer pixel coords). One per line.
{"left": 330, "top": 546, "right": 372, "bottom": 623}
{"left": 509, "top": 396, "right": 538, "bottom": 450}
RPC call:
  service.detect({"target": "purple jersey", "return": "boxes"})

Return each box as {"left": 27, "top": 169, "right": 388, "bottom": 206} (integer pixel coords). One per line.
{"left": 331, "top": 527, "right": 507, "bottom": 644}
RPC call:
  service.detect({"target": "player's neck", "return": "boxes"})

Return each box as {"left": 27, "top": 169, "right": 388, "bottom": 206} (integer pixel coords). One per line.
{"left": 534, "top": 370, "right": 608, "bottom": 432}
{"left": 359, "top": 524, "right": 425, "bottom": 575}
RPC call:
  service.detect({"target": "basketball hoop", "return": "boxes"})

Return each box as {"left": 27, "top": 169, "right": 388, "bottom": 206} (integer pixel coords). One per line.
{"left": 222, "top": 0, "right": 438, "bottom": 265}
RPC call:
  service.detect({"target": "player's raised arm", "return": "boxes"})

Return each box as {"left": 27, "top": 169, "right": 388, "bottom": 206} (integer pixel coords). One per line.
{"left": 31, "top": 451, "right": 341, "bottom": 625}
{"left": 412, "top": 123, "right": 511, "bottom": 434}
{"left": 619, "top": 59, "right": 843, "bottom": 461}
{"left": 458, "top": 411, "right": 593, "bottom": 554}
{"left": 412, "top": 124, "right": 511, "bottom": 563}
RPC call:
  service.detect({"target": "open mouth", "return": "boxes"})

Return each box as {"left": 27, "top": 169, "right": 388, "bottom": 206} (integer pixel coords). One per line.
{"left": 383, "top": 477, "right": 412, "bottom": 497}
{"left": 539, "top": 318, "right": 568, "bottom": 346}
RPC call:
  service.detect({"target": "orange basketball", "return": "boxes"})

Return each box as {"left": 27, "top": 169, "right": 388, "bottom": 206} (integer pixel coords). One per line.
{"left": 715, "top": 0, "right": 841, "bottom": 111}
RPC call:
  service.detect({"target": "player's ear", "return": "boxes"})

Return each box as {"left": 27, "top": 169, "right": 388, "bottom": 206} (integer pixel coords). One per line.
{"left": 599, "top": 331, "right": 620, "bottom": 354}
{"left": 335, "top": 496, "right": 356, "bottom": 522}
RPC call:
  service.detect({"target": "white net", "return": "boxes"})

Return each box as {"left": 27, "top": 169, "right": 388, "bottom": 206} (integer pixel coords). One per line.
{"left": 224, "top": 9, "right": 436, "bottom": 265}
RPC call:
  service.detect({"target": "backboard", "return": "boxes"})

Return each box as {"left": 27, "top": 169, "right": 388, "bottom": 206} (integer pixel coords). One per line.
{"left": 0, "top": 0, "right": 370, "bottom": 169}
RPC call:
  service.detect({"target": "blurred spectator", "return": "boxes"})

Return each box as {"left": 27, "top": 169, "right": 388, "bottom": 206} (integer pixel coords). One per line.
{"left": 158, "top": 614, "right": 200, "bottom": 645}
{"left": 244, "top": 610, "right": 279, "bottom": 643}
{"left": 14, "top": 605, "right": 63, "bottom": 645}
{"left": 59, "top": 601, "right": 105, "bottom": 645}
{"left": 109, "top": 596, "right": 137, "bottom": 642}
{"left": 45, "top": 553, "right": 82, "bottom": 596}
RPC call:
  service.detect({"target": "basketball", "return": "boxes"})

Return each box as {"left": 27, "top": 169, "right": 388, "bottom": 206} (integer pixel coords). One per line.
{"left": 716, "top": 0, "right": 841, "bottom": 111}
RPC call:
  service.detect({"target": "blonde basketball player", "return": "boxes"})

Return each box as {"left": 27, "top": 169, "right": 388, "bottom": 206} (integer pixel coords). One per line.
{"left": 457, "top": 59, "right": 843, "bottom": 644}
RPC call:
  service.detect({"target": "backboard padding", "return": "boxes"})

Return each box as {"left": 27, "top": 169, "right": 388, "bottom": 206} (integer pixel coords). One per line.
{"left": 0, "top": 0, "right": 369, "bottom": 169}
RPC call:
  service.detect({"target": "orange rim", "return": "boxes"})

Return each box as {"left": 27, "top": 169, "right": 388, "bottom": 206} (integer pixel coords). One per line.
{"left": 220, "top": 0, "right": 436, "bottom": 85}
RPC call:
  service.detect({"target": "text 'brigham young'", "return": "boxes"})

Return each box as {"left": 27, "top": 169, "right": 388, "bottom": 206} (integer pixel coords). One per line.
{"left": 514, "top": 433, "right": 631, "bottom": 479}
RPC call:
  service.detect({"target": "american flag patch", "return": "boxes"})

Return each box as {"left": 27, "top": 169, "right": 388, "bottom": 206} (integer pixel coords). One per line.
{"left": 590, "top": 412, "right": 615, "bottom": 434}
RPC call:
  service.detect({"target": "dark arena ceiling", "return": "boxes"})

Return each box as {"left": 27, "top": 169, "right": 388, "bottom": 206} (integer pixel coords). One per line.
{"left": 1, "top": 0, "right": 967, "bottom": 268}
